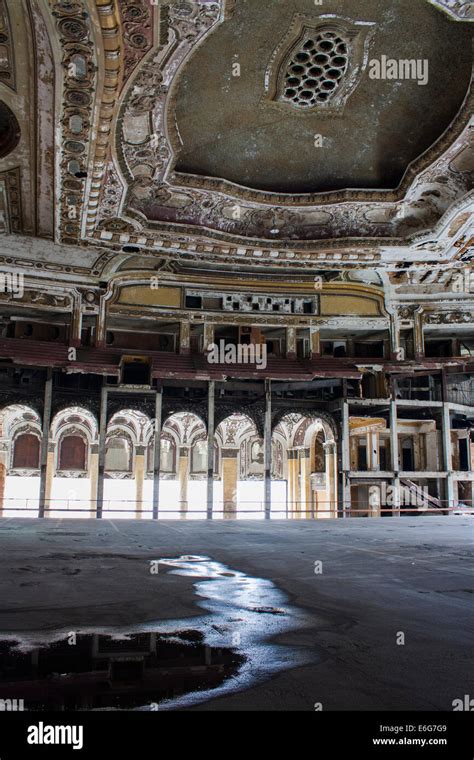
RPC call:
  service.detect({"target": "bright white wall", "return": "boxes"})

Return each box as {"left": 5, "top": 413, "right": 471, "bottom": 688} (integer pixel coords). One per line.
{"left": 103, "top": 478, "right": 137, "bottom": 519}
{"left": 49, "top": 477, "right": 91, "bottom": 518}
{"left": 3, "top": 476, "right": 289, "bottom": 520}
{"left": 237, "top": 480, "right": 287, "bottom": 518}
{"left": 4, "top": 476, "right": 40, "bottom": 518}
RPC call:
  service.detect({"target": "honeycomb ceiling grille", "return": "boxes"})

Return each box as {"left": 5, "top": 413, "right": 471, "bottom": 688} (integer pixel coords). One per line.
{"left": 282, "top": 30, "right": 349, "bottom": 107}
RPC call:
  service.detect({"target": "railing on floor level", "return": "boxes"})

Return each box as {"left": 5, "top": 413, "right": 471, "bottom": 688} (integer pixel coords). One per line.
{"left": 0, "top": 497, "right": 471, "bottom": 517}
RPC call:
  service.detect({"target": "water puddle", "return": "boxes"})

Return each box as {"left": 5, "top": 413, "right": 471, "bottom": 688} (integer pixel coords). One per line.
{"left": 0, "top": 555, "right": 313, "bottom": 710}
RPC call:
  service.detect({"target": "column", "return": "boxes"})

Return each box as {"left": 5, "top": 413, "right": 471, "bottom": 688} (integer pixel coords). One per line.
{"left": 152, "top": 388, "right": 162, "bottom": 519}
{"left": 178, "top": 446, "right": 189, "bottom": 518}
{"left": 70, "top": 293, "right": 83, "bottom": 348}
{"left": 291, "top": 451, "right": 300, "bottom": 518}
{"left": 367, "top": 431, "right": 380, "bottom": 471}
{"left": 287, "top": 449, "right": 298, "bottom": 518}
{"left": 204, "top": 322, "right": 215, "bottom": 352}
{"left": 286, "top": 327, "right": 297, "bottom": 360}
{"left": 96, "top": 384, "right": 108, "bottom": 519}
{"left": 0, "top": 415, "right": 6, "bottom": 516}
{"left": 135, "top": 445, "right": 146, "bottom": 519}
{"left": 350, "top": 436, "right": 358, "bottom": 470}
{"left": 442, "top": 403, "right": 455, "bottom": 510}
{"left": 414, "top": 308, "right": 425, "bottom": 360}
{"left": 96, "top": 293, "right": 108, "bottom": 349}
{"left": 44, "top": 443, "right": 55, "bottom": 517}
{"left": 310, "top": 326, "right": 321, "bottom": 358}
{"left": 328, "top": 441, "right": 338, "bottom": 518}
{"left": 89, "top": 443, "right": 99, "bottom": 518}
{"left": 390, "top": 315, "right": 402, "bottom": 360}
{"left": 222, "top": 448, "right": 238, "bottom": 518}
{"left": 264, "top": 379, "right": 272, "bottom": 519}
{"left": 299, "top": 447, "right": 312, "bottom": 518}
{"left": 390, "top": 399, "right": 401, "bottom": 516}
{"left": 467, "top": 432, "right": 474, "bottom": 508}
{"left": 207, "top": 380, "right": 215, "bottom": 519}
{"left": 38, "top": 369, "right": 53, "bottom": 518}
{"left": 322, "top": 440, "right": 337, "bottom": 519}
{"left": 0, "top": 444, "right": 6, "bottom": 516}
{"left": 179, "top": 320, "right": 190, "bottom": 355}
{"left": 369, "top": 484, "right": 381, "bottom": 517}
{"left": 341, "top": 399, "right": 350, "bottom": 517}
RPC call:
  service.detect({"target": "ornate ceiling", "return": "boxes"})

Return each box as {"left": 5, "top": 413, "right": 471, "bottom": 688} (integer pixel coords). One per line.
{"left": 0, "top": 0, "right": 472, "bottom": 273}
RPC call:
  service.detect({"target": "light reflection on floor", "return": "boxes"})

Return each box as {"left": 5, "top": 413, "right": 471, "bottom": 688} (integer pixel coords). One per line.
{"left": 0, "top": 555, "right": 314, "bottom": 710}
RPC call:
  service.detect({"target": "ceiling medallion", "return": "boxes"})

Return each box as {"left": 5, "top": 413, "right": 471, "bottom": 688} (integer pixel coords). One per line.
{"left": 265, "top": 15, "right": 376, "bottom": 115}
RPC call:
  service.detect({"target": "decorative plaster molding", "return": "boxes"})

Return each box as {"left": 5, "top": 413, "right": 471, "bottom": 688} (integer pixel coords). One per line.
{"left": 265, "top": 15, "right": 375, "bottom": 115}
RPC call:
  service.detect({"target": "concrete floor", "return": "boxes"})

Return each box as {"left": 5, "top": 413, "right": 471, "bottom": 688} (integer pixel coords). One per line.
{"left": 0, "top": 516, "right": 472, "bottom": 711}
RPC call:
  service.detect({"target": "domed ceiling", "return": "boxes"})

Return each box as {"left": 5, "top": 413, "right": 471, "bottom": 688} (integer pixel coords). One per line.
{"left": 110, "top": 0, "right": 473, "bottom": 259}
{"left": 172, "top": 0, "right": 471, "bottom": 194}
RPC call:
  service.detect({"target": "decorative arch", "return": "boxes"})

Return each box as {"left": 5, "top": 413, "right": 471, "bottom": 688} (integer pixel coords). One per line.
{"left": 50, "top": 407, "right": 98, "bottom": 444}
{"left": 162, "top": 411, "right": 207, "bottom": 447}
{"left": 273, "top": 412, "right": 337, "bottom": 519}
{"left": 272, "top": 409, "right": 337, "bottom": 442}
{"left": 49, "top": 407, "right": 97, "bottom": 476}
{"left": 215, "top": 413, "right": 258, "bottom": 448}
{"left": 1, "top": 405, "right": 41, "bottom": 473}
{"left": 107, "top": 409, "right": 151, "bottom": 447}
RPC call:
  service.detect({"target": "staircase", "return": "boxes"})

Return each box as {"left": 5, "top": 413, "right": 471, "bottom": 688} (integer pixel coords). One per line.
{"left": 400, "top": 479, "right": 447, "bottom": 511}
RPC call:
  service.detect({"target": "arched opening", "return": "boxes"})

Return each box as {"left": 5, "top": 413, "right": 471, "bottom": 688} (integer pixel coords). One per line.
{"left": 273, "top": 413, "right": 337, "bottom": 519}
{"left": 12, "top": 433, "right": 40, "bottom": 469}
{"left": 58, "top": 435, "right": 87, "bottom": 472}
{"left": 214, "top": 413, "right": 287, "bottom": 519}
{"left": 48, "top": 407, "right": 98, "bottom": 518}
{"left": 0, "top": 101, "right": 20, "bottom": 158}
{"left": 103, "top": 409, "right": 152, "bottom": 519}
{"left": 1, "top": 405, "right": 42, "bottom": 518}
{"left": 105, "top": 436, "right": 132, "bottom": 473}
{"left": 158, "top": 412, "right": 207, "bottom": 519}
{"left": 191, "top": 438, "right": 207, "bottom": 474}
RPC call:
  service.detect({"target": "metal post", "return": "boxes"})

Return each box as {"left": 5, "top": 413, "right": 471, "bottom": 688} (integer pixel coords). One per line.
{"left": 264, "top": 379, "right": 272, "bottom": 519}
{"left": 207, "top": 381, "right": 215, "bottom": 519}
{"left": 152, "top": 387, "right": 162, "bottom": 519}
{"left": 38, "top": 369, "right": 53, "bottom": 518}
{"left": 96, "top": 384, "right": 108, "bottom": 519}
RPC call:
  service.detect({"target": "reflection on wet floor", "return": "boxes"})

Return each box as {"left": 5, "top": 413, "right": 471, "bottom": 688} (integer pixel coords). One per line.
{"left": 0, "top": 630, "right": 244, "bottom": 710}
{"left": 0, "top": 555, "right": 313, "bottom": 710}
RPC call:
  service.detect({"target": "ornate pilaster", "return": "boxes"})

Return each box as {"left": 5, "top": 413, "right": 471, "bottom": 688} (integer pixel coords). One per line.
{"left": 178, "top": 445, "right": 189, "bottom": 517}
{"left": 222, "top": 447, "right": 238, "bottom": 518}
{"left": 135, "top": 444, "right": 146, "bottom": 518}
